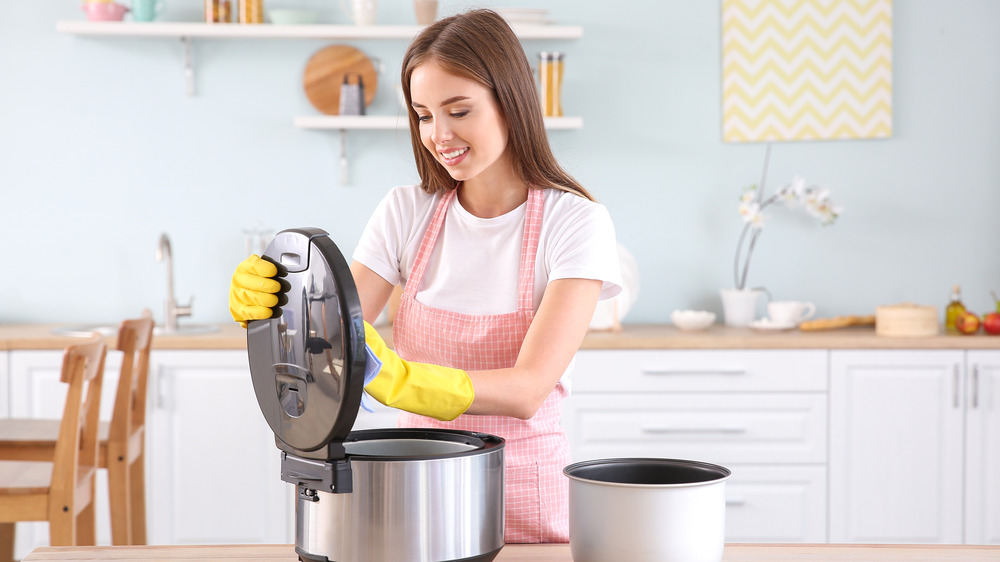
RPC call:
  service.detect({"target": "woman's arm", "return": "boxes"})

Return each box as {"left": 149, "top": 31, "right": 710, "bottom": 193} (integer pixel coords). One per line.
{"left": 464, "top": 277, "right": 602, "bottom": 420}
{"left": 350, "top": 261, "right": 396, "bottom": 324}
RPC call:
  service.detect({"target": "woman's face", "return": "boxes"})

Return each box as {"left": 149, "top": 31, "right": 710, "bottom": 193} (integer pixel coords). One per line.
{"left": 409, "top": 61, "right": 511, "bottom": 185}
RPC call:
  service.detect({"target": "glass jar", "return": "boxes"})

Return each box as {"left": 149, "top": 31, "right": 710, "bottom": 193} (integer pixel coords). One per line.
{"left": 238, "top": 0, "right": 264, "bottom": 23}
{"left": 204, "top": 0, "right": 231, "bottom": 22}
{"left": 538, "top": 52, "right": 564, "bottom": 117}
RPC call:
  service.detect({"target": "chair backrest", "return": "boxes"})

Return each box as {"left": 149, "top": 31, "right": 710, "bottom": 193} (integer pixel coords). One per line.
{"left": 50, "top": 337, "right": 107, "bottom": 503}
{"left": 109, "top": 315, "right": 155, "bottom": 443}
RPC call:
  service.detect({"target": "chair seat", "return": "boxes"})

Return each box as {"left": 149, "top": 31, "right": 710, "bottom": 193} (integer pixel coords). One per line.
{"left": 0, "top": 419, "right": 138, "bottom": 467}
{"left": 0, "top": 462, "right": 53, "bottom": 495}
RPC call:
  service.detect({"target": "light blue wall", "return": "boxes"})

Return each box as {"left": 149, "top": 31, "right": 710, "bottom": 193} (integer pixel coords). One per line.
{"left": 2, "top": 1, "right": 998, "bottom": 326}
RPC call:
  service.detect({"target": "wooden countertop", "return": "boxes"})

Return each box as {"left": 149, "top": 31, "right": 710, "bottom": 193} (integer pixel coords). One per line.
{"left": 22, "top": 543, "right": 1000, "bottom": 561}
{"left": 2, "top": 322, "right": 999, "bottom": 351}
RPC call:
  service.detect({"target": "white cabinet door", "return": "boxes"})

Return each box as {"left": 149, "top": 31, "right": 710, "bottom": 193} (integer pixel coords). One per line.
{"left": 725, "top": 466, "right": 827, "bottom": 543}
{"left": 966, "top": 350, "right": 1000, "bottom": 545}
{"left": 829, "top": 350, "right": 965, "bottom": 544}
{"left": 147, "top": 350, "right": 292, "bottom": 546}
{"left": 8, "top": 349, "right": 124, "bottom": 560}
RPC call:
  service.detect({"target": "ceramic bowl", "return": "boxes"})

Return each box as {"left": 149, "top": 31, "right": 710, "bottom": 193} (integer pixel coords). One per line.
{"left": 671, "top": 310, "right": 716, "bottom": 331}
{"left": 268, "top": 9, "right": 318, "bottom": 24}
{"left": 82, "top": 2, "right": 129, "bottom": 21}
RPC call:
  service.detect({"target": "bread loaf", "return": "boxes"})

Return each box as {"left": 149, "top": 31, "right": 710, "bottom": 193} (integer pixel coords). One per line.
{"left": 799, "top": 315, "right": 876, "bottom": 331}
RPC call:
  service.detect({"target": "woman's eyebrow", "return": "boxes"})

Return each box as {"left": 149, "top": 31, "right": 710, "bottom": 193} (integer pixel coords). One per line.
{"left": 411, "top": 95, "right": 471, "bottom": 109}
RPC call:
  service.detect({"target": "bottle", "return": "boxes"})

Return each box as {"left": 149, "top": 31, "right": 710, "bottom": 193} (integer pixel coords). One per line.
{"left": 945, "top": 284, "right": 966, "bottom": 333}
{"left": 205, "top": 0, "right": 231, "bottom": 22}
{"left": 238, "top": 0, "right": 264, "bottom": 23}
{"left": 538, "top": 52, "right": 564, "bottom": 117}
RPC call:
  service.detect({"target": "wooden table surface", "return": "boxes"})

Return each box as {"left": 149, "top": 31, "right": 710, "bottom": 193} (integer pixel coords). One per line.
{"left": 22, "top": 543, "right": 1000, "bottom": 561}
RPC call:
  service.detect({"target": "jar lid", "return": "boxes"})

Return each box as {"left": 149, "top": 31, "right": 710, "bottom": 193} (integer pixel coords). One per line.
{"left": 538, "top": 51, "right": 565, "bottom": 61}
{"left": 247, "top": 227, "right": 366, "bottom": 460}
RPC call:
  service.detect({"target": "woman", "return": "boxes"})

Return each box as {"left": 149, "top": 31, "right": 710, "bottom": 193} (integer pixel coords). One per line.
{"left": 230, "top": 9, "right": 621, "bottom": 543}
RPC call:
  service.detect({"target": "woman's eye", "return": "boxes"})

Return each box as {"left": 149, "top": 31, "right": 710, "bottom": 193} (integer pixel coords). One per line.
{"left": 451, "top": 111, "right": 469, "bottom": 118}
{"left": 417, "top": 115, "right": 431, "bottom": 123}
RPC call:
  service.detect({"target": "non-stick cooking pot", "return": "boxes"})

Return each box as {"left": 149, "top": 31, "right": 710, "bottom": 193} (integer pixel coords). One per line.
{"left": 564, "top": 458, "right": 731, "bottom": 562}
{"left": 246, "top": 227, "right": 505, "bottom": 562}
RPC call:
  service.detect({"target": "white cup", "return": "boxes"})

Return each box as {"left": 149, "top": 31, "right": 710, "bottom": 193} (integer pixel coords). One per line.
{"left": 720, "top": 288, "right": 763, "bottom": 327}
{"left": 767, "top": 301, "right": 816, "bottom": 326}
{"left": 341, "top": 0, "right": 377, "bottom": 25}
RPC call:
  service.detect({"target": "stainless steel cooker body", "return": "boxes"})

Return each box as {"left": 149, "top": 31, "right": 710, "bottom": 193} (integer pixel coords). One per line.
{"left": 295, "top": 429, "right": 505, "bottom": 562}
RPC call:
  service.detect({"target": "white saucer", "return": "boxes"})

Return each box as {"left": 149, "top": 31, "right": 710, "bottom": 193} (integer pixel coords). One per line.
{"left": 750, "top": 319, "right": 798, "bottom": 331}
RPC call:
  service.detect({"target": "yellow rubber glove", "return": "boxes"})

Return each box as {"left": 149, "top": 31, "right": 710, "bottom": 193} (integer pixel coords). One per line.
{"left": 229, "top": 255, "right": 282, "bottom": 328}
{"left": 363, "top": 322, "right": 474, "bottom": 421}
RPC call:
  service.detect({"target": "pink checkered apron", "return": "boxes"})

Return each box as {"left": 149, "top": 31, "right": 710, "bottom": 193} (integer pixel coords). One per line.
{"left": 393, "top": 187, "right": 571, "bottom": 544}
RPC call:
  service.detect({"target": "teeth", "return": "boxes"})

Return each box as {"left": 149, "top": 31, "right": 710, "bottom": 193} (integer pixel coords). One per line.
{"left": 442, "top": 148, "right": 467, "bottom": 159}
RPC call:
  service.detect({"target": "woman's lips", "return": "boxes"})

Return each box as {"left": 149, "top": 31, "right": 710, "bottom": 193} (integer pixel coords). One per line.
{"left": 439, "top": 147, "right": 469, "bottom": 166}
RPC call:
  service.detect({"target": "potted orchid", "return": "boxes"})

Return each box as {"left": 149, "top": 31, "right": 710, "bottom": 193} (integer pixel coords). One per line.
{"left": 722, "top": 150, "right": 842, "bottom": 327}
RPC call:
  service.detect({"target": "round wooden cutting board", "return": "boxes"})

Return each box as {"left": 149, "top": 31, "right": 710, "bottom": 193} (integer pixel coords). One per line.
{"left": 303, "top": 45, "right": 378, "bottom": 115}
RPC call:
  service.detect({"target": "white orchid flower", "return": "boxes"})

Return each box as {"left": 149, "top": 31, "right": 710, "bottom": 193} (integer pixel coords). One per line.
{"left": 779, "top": 176, "right": 806, "bottom": 207}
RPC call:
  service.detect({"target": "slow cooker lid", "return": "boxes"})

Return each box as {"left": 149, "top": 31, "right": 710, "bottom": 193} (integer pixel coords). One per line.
{"left": 247, "top": 227, "right": 365, "bottom": 459}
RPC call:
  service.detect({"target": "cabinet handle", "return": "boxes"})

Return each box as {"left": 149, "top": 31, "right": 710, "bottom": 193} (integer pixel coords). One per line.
{"left": 641, "top": 368, "right": 746, "bottom": 376}
{"left": 641, "top": 426, "right": 747, "bottom": 435}
{"left": 971, "top": 364, "right": 979, "bottom": 409}
{"left": 726, "top": 497, "right": 747, "bottom": 506}
{"left": 953, "top": 365, "right": 960, "bottom": 409}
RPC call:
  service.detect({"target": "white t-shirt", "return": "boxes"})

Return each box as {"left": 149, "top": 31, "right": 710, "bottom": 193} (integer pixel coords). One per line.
{"left": 353, "top": 185, "right": 622, "bottom": 315}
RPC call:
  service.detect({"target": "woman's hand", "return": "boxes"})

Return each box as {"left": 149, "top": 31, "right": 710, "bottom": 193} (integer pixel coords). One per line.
{"left": 229, "top": 255, "right": 281, "bottom": 327}
{"left": 466, "top": 278, "right": 602, "bottom": 419}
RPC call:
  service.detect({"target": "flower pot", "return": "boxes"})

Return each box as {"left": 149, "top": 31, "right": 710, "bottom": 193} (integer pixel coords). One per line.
{"left": 720, "top": 288, "right": 763, "bottom": 327}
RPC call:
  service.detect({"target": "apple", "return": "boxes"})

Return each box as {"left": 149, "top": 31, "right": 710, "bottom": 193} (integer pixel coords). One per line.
{"left": 955, "top": 311, "right": 981, "bottom": 335}
{"left": 984, "top": 312, "right": 1000, "bottom": 336}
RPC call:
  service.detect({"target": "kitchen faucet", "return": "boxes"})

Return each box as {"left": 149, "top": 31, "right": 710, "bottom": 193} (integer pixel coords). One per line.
{"left": 156, "top": 233, "right": 192, "bottom": 333}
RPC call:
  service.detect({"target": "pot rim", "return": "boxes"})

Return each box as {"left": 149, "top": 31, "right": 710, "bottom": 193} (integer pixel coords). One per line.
{"left": 564, "top": 457, "right": 731, "bottom": 489}
{"left": 343, "top": 428, "right": 504, "bottom": 461}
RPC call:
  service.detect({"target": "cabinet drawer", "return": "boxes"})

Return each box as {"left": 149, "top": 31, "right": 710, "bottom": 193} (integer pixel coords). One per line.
{"left": 562, "top": 393, "right": 827, "bottom": 464}
{"left": 571, "top": 350, "right": 827, "bottom": 393}
{"left": 726, "top": 465, "right": 827, "bottom": 543}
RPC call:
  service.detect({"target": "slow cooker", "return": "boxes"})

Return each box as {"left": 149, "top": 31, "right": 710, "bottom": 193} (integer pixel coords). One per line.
{"left": 246, "top": 227, "right": 505, "bottom": 562}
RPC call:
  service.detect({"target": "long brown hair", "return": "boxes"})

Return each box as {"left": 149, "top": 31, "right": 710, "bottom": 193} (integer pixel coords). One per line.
{"left": 400, "top": 9, "right": 595, "bottom": 201}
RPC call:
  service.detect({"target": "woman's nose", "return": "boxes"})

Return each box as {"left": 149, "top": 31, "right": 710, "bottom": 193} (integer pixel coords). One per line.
{"left": 430, "top": 120, "right": 453, "bottom": 144}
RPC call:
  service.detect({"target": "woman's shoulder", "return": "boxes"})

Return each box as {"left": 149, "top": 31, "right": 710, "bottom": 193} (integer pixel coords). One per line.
{"left": 379, "top": 184, "right": 442, "bottom": 215}
{"left": 540, "top": 187, "right": 613, "bottom": 222}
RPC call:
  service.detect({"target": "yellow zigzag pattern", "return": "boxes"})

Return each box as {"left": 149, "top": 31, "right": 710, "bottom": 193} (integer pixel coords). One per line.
{"left": 722, "top": 0, "right": 893, "bottom": 142}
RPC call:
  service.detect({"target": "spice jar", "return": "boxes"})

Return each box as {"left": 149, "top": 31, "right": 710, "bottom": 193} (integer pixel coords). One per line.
{"left": 238, "top": 0, "right": 264, "bottom": 23}
{"left": 538, "top": 52, "right": 564, "bottom": 117}
{"left": 205, "top": 0, "right": 231, "bottom": 22}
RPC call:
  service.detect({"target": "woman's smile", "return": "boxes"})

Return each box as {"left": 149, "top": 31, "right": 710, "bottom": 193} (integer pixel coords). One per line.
{"left": 439, "top": 146, "right": 469, "bottom": 165}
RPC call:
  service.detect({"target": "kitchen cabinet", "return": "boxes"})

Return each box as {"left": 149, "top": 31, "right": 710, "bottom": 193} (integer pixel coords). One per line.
{"left": 561, "top": 349, "right": 829, "bottom": 543}
{"left": 965, "top": 351, "right": 1000, "bottom": 545}
{"left": 829, "top": 349, "right": 987, "bottom": 544}
{"left": 146, "top": 350, "right": 290, "bottom": 546}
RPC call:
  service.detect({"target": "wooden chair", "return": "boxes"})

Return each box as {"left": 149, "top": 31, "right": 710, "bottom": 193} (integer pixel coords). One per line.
{"left": 0, "top": 315, "right": 154, "bottom": 546}
{"left": 0, "top": 337, "right": 107, "bottom": 562}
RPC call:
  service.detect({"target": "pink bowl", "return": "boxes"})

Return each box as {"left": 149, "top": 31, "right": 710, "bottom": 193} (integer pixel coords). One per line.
{"left": 82, "top": 2, "right": 130, "bottom": 21}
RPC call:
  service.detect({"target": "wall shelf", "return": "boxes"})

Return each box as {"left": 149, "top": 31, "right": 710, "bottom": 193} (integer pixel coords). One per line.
{"left": 293, "top": 115, "right": 584, "bottom": 130}
{"left": 295, "top": 116, "right": 584, "bottom": 183}
{"left": 55, "top": 20, "right": 584, "bottom": 40}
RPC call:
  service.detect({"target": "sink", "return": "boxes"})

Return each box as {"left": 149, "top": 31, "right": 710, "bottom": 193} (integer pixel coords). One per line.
{"left": 53, "top": 324, "right": 220, "bottom": 337}
{"left": 154, "top": 324, "right": 220, "bottom": 336}
{"left": 52, "top": 324, "right": 118, "bottom": 338}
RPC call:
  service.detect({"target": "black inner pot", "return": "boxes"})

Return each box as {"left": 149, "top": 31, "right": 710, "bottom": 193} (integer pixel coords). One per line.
{"left": 565, "top": 458, "right": 730, "bottom": 485}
